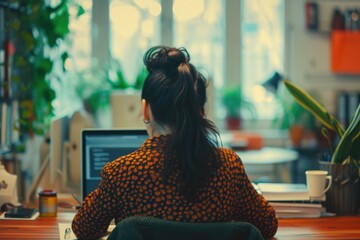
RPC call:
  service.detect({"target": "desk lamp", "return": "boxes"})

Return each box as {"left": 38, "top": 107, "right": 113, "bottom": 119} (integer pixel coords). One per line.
{"left": 261, "top": 72, "right": 283, "bottom": 94}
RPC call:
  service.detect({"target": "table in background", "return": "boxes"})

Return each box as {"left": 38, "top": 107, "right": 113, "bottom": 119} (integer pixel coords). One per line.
{"left": 1, "top": 212, "right": 359, "bottom": 239}
{"left": 236, "top": 147, "right": 299, "bottom": 183}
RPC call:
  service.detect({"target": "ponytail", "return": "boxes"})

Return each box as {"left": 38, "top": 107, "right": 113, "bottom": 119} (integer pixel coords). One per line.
{"left": 142, "top": 46, "right": 219, "bottom": 201}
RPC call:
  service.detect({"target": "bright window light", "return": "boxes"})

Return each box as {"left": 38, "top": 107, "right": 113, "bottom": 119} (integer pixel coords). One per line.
{"left": 241, "top": 0, "right": 284, "bottom": 119}
{"left": 134, "top": 0, "right": 149, "bottom": 9}
{"left": 141, "top": 19, "right": 154, "bottom": 37}
{"left": 149, "top": 1, "right": 161, "bottom": 16}
{"left": 173, "top": 0, "right": 204, "bottom": 22}
{"left": 110, "top": 2, "right": 140, "bottom": 38}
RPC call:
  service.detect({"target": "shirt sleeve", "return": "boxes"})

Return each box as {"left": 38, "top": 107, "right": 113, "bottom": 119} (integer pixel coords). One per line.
{"left": 72, "top": 163, "right": 118, "bottom": 240}
{"left": 231, "top": 152, "right": 278, "bottom": 239}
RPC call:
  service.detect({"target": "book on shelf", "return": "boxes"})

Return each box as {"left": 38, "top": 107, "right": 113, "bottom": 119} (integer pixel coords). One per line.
{"left": 253, "top": 183, "right": 325, "bottom": 201}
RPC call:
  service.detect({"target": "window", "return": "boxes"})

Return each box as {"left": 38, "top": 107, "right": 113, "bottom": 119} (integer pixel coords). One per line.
{"left": 52, "top": 0, "right": 92, "bottom": 116}
{"left": 62, "top": 0, "right": 284, "bottom": 128}
{"left": 109, "top": 0, "right": 161, "bottom": 85}
{"left": 173, "top": 0, "right": 224, "bottom": 88}
{"left": 173, "top": 0, "right": 225, "bottom": 122}
{"left": 240, "top": 0, "right": 284, "bottom": 120}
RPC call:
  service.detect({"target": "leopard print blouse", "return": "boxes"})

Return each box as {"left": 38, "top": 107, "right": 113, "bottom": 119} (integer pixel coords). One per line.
{"left": 72, "top": 135, "right": 278, "bottom": 239}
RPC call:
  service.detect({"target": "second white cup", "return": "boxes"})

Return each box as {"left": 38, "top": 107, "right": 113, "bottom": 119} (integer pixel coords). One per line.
{"left": 305, "top": 170, "right": 332, "bottom": 199}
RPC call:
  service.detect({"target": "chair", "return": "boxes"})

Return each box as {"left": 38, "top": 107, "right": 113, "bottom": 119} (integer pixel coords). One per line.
{"left": 107, "top": 216, "right": 264, "bottom": 240}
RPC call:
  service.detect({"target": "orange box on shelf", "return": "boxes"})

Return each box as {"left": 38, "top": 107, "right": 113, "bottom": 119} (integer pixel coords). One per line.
{"left": 331, "top": 31, "right": 360, "bottom": 74}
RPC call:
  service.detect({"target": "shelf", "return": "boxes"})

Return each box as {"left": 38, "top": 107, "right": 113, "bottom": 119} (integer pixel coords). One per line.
{"left": 331, "top": 30, "right": 360, "bottom": 75}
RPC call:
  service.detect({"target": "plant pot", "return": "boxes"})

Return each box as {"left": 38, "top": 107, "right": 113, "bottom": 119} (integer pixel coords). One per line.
{"left": 226, "top": 117, "right": 241, "bottom": 130}
{"left": 289, "top": 124, "right": 304, "bottom": 147}
{"left": 319, "top": 161, "right": 360, "bottom": 215}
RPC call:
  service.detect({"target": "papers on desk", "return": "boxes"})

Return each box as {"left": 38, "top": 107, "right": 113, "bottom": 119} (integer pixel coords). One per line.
{"left": 58, "top": 223, "right": 116, "bottom": 240}
{"left": 270, "top": 202, "right": 325, "bottom": 218}
{"left": 254, "top": 183, "right": 325, "bottom": 201}
{"left": 58, "top": 223, "right": 77, "bottom": 240}
{"left": 253, "top": 183, "right": 329, "bottom": 218}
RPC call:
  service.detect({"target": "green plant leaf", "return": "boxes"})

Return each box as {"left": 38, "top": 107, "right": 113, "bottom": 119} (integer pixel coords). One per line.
{"left": 77, "top": 5, "right": 85, "bottom": 17}
{"left": 37, "top": 58, "right": 53, "bottom": 72}
{"left": 332, "top": 104, "right": 360, "bottom": 163}
{"left": 9, "top": 19, "right": 20, "bottom": 31}
{"left": 350, "top": 137, "right": 360, "bottom": 161}
{"left": 53, "top": 11, "right": 70, "bottom": 38}
{"left": 222, "top": 86, "right": 242, "bottom": 117}
{"left": 283, "top": 80, "right": 344, "bottom": 136}
{"left": 21, "top": 31, "right": 35, "bottom": 52}
{"left": 116, "top": 69, "right": 129, "bottom": 89}
{"left": 14, "top": 55, "right": 27, "bottom": 67}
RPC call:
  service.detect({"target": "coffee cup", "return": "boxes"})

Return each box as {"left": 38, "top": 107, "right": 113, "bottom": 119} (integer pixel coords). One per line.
{"left": 305, "top": 170, "right": 332, "bottom": 199}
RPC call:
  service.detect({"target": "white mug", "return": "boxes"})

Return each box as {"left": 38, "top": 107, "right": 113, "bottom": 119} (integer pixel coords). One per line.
{"left": 305, "top": 170, "right": 332, "bottom": 199}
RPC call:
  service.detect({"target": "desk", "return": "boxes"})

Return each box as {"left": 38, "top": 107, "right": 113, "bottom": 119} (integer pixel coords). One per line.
{"left": 0, "top": 213, "right": 359, "bottom": 239}
{"left": 0, "top": 212, "right": 73, "bottom": 239}
{"left": 236, "top": 147, "right": 299, "bottom": 183}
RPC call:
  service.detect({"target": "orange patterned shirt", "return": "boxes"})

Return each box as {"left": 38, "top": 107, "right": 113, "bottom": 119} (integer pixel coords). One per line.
{"left": 72, "top": 135, "right": 278, "bottom": 239}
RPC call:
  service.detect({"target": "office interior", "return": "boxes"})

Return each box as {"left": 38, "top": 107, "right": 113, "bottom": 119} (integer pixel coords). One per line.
{"left": 0, "top": 0, "right": 360, "bottom": 204}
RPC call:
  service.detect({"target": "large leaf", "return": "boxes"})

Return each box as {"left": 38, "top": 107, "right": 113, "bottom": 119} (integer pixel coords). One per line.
{"left": 283, "top": 80, "right": 344, "bottom": 136}
{"left": 77, "top": 5, "right": 85, "bottom": 17}
{"left": 350, "top": 137, "right": 360, "bottom": 161}
{"left": 332, "top": 104, "right": 360, "bottom": 163}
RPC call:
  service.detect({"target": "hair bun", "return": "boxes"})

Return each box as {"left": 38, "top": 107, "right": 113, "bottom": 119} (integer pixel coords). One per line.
{"left": 144, "top": 46, "right": 190, "bottom": 73}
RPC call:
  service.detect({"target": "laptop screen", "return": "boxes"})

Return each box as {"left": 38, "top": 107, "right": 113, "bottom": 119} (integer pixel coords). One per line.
{"left": 81, "top": 129, "right": 148, "bottom": 199}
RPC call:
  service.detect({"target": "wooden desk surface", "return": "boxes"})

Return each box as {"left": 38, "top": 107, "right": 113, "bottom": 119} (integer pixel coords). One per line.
{"left": 0, "top": 213, "right": 359, "bottom": 239}
{"left": 274, "top": 216, "right": 360, "bottom": 240}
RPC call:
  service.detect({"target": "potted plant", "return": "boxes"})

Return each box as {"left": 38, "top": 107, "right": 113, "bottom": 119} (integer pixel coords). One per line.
{"left": 276, "top": 90, "right": 318, "bottom": 147}
{"left": 3, "top": 0, "right": 84, "bottom": 138}
{"left": 74, "top": 57, "right": 147, "bottom": 127}
{"left": 283, "top": 80, "right": 360, "bottom": 215}
{"left": 222, "top": 86, "right": 255, "bottom": 130}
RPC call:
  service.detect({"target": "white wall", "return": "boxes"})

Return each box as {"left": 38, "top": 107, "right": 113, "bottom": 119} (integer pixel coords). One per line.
{"left": 284, "top": 0, "right": 360, "bottom": 115}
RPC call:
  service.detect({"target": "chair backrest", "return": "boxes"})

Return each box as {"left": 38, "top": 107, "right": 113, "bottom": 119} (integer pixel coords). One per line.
{"left": 107, "top": 216, "right": 264, "bottom": 240}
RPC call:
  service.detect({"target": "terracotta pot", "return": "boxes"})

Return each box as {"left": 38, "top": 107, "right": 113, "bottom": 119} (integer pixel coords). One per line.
{"left": 289, "top": 124, "right": 304, "bottom": 147}
{"left": 319, "top": 161, "right": 360, "bottom": 215}
{"left": 226, "top": 117, "right": 241, "bottom": 130}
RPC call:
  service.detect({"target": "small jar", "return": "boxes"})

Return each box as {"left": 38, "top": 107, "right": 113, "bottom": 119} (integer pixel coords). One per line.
{"left": 39, "top": 189, "right": 57, "bottom": 217}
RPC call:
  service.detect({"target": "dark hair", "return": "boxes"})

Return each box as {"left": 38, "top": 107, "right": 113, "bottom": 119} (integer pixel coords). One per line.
{"left": 141, "top": 46, "right": 220, "bottom": 200}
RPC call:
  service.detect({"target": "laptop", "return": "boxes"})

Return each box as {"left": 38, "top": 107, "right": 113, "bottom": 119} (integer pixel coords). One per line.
{"left": 81, "top": 129, "right": 148, "bottom": 200}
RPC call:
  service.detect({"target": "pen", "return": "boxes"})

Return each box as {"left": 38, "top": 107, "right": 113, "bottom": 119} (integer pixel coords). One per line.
{"left": 71, "top": 192, "right": 82, "bottom": 206}
{"left": 64, "top": 227, "right": 71, "bottom": 239}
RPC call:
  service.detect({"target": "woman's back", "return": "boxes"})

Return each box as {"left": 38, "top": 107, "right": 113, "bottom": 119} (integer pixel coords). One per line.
{"left": 71, "top": 135, "right": 277, "bottom": 239}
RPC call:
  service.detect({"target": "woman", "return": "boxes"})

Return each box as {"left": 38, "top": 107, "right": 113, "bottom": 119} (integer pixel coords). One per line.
{"left": 72, "top": 46, "right": 278, "bottom": 239}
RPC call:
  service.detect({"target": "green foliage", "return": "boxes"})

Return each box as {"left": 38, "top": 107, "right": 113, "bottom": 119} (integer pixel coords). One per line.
{"left": 106, "top": 58, "right": 129, "bottom": 89}
{"left": 222, "top": 86, "right": 255, "bottom": 119}
{"left": 276, "top": 88, "right": 317, "bottom": 131}
{"left": 284, "top": 80, "right": 360, "bottom": 166}
{"left": 4, "top": 0, "right": 84, "bottom": 137}
{"left": 222, "top": 86, "right": 242, "bottom": 117}
{"left": 74, "top": 57, "right": 147, "bottom": 115}
{"left": 74, "top": 65, "right": 110, "bottom": 114}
